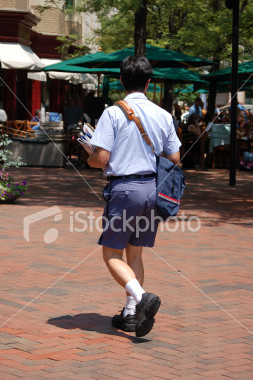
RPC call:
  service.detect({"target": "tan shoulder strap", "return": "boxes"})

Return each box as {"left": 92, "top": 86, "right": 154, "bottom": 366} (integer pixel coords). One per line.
{"left": 114, "top": 100, "right": 155, "bottom": 153}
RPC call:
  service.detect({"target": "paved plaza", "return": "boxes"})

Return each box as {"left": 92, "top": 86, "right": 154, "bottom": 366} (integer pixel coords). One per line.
{"left": 0, "top": 166, "right": 253, "bottom": 379}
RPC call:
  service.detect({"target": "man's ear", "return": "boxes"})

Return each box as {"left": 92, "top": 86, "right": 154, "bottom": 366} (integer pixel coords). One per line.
{"left": 144, "top": 79, "right": 151, "bottom": 93}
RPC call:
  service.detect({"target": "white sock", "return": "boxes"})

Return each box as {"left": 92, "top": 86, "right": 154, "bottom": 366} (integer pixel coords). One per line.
{"left": 125, "top": 279, "right": 145, "bottom": 304}
{"left": 123, "top": 296, "right": 137, "bottom": 317}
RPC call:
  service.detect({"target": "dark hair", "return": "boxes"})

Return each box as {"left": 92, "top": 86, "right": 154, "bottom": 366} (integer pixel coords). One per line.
{"left": 195, "top": 97, "right": 202, "bottom": 103}
{"left": 120, "top": 55, "right": 153, "bottom": 92}
{"left": 187, "top": 113, "right": 200, "bottom": 126}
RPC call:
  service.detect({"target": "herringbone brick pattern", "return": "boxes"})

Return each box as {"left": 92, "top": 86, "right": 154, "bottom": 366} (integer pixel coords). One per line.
{"left": 0, "top": 167, "right": 252, "bottom": 379}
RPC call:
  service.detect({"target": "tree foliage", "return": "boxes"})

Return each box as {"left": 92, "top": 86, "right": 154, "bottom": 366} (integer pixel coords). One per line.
{"left": 83, "top": 0, "right": 252, "bottom": 113}
{"left": 36, "top": 0, "right": 72, "bottom": 14}
{"left": 56, "top": 36, "right": 90, "bottom": 59}
{"left": 89, "top": 0, "right": 252, "bottom": 65}
{"left": 38, "top": 0, "right": 253, "bottom": 111}
{"left": 39, "top": 0, "right": 253, "bottom": 66}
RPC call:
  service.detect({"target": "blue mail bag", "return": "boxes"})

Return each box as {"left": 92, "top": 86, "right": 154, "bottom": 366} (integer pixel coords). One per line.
{"left": 156, "top": 155, "right": 185, "bottom": 219}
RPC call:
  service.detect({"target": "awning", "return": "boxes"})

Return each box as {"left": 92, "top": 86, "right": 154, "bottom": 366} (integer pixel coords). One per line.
{"left": 82, "top": 83, "right": 97, "bottom": 90}
{"left": 41, "top": 58, "right": 61, "bottom": 67}
{"left": 27, "top": 72, "right": 47, "bottom": 82}
{"left": 0, "top": 42, "right": 44, "bottom": 70}
{"left": 28, "top": 58, "right": 97, "bottom": 88}
{"left": 27, "top": 59, "right": 60, "bottom": 81}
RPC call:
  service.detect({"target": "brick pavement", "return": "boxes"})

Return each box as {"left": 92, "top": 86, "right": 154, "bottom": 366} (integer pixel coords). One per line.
{"left": 0, "top": 166, "right": 252, "bottom": 379}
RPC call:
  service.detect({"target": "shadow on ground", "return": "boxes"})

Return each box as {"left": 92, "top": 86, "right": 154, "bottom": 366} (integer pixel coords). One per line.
{"left": 47, "top": 313, "right": 150, "bottom": 343}
{"left": 8, "top": 165, "right": 107, "bottom": 209}
{"left": 182, "top": 169, "right": 253, "bottom": 228}
{"left": 7, "top": 166, "right": 253, "bottom": 227}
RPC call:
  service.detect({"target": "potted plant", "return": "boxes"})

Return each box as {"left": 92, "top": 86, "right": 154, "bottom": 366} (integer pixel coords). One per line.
{"left": 0, "top": 134, "right": 30, "bottom": 203}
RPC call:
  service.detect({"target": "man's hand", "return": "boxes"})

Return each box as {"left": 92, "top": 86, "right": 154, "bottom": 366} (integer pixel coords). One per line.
{"left": 87, "top": 147, "right": 111, "bottom": 169}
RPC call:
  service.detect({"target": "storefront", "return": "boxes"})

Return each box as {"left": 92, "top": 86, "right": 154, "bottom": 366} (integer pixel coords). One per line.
{"left": 0, "top": 9, "right": 66, "bottom": 120}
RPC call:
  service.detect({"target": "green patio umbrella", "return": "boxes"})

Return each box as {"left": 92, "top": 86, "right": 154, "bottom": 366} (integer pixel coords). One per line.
{"left": 178, "top": 83, "right": 232, "bottom": 94}
{"left": 175, "top": 84, "right": 195, "bottom": 94}
{"left": 152, "top": 68, "right": 205, "bottom": 84}
{"left": 201, "top": 60, "right": 253, "bottom": 82}
{"left": 43, "top": 59, "right": 207, "bottom": 98}
{"left": 174, "top": 84, "right": 209, "bottom": 94}
{"left": 43, "top": 48, "right": 208, "bottom": 85}
{"left": 195, "top": 78, "right": 253, "bottom": 93}
{"left": 44, "top": 61, "right": 205, "bottom": 84}
{"left": 71, "top": 44, "right": 214, "bottom": 69}
{"left": 175, "top": 80, "right": 253, "bottom": 94}
{"left": 43, "top": 52, "right": 120, "bottom": 96}
{"left": 43, "top": 52, "right": 121, "bottom": 83}
{"left": 42, "top": 49, "right": 210, "bottom": 100}
{"left": 43, "top": 58, "right": 121, "bottom": 76}
{"left": 43, "top": 51, "right": 109, "bottom": 72}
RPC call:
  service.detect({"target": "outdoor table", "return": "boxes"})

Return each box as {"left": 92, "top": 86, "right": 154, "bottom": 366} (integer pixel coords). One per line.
{"left": 209, "top": 124, "right": 231, "bottom": 153}
{"left": 209, "top": 124, "right": 230, "bottom": 169}
{"left": 209, "top": 124, "right": 253, "bottom": 168}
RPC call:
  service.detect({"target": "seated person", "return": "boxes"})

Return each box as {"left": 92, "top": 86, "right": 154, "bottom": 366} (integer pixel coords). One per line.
{"left": 64, "top": 96, "right": 83, "bottom": 130}
{"left": 214, "top": 105, "right": 220, "bottom": 116}
{"left": 189, "top": 97, "right": 203, "bottom": 117}
{"left": 182, "top": 114, "right": 202, "bottom": 169}
{"left": 31, "top": 109, "right": 41, "bottom": 130}
{"left": 222, "top": 110, "right": 230, "bottom": 124}
{"left": 238, "top": 102, "right": 249, "bottom": 124}
{"left": 31, "top": 109, "right": 40, "bottom": 123}
{"left": 237, "top": 109, "right": 246, "bottom": 129}
{"left": 174, "top": 102, "right": 182, "bottom": 121}
{"left": 187, "top": 114, "right": 202, "bottom": 137}
{"left": 236, "top": 109, "right": 247, "bottom": 138}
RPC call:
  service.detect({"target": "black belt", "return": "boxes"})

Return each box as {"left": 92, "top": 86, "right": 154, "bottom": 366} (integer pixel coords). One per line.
{"left": 107, "top": 173, "right": 155, "bottom": 181}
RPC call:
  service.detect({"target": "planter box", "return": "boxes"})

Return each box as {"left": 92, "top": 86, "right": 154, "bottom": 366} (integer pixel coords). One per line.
{"left": 9, "top": 138, "right": 67, "bottom": 167}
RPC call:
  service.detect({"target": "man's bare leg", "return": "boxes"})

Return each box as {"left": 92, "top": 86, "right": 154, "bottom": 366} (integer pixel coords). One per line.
{"left": 102, "top": 246, "right": 136, "bottom": 287}
{"left": 123, "top": 244, "right": 144, "bottom": 316}
{"left": 103, "top": 245, "right": 144, "bottom": 322}
{"left": 103, "top": 245, "right": 145, "bottom": 302}
{"left": 126, "top": 244, "right": 144, "bottom": 286}
{"left": 103, "top": 244, "right": 160, "bottom": 338}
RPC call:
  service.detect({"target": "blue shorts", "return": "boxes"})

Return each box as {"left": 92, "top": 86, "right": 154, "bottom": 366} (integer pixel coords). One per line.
{"left": 98, "top": 176, "right": 159, "bottom": 250}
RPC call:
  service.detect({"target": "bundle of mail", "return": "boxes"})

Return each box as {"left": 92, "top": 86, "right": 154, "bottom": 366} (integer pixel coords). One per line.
{"left": 77, "top": 124, "right": 96, "bottom": 155}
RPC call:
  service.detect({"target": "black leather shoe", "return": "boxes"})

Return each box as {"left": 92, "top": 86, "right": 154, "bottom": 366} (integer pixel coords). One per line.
{"left": 135, "top": 293, "right": 161, "bottom": 337}
{"left": 112, "top": 308, "right": 137, "bottom": 332}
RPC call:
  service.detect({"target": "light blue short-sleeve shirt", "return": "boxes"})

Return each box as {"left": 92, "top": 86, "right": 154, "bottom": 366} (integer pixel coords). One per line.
{"left": 189, "top": 104, "right": 202, "bottom": 117}
{"left": 90, "top": 92, "right": 181, "bottom": 176}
